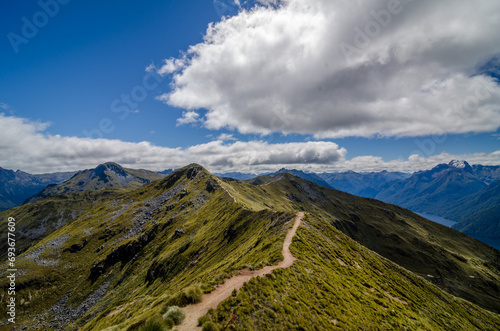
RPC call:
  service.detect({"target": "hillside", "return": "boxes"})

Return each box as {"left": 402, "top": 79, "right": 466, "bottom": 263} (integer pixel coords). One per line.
{"left": 24, "top": 162, "right": 164, "bottom": 204}
{"left": 449, "top": 180, "right": 500, "bottom": 238}
{"left": 318, "top": 170, "right": 409, "bottom": 198}
{"left": 443, "top": 179, "right": 500, "bottom": 220}
{"left": 269, "top": 168, "right": 332, "bottom": 189}
{"left": 0, "top": 167, "right": 74, "bottom": 211}
{"left": 453, "top": 205, "right": 500, "bottom": 240}
{"left": 1, "top": 165, "right": 500, "bottom": 330}
{"left": 225, "top": 172, "right": 500, "bottom": 313}
{"left": 374, "top": 160, "right": 490, "bottom": 215}
{"left": 0, "top": 189, "right": 127, "bottom": 258}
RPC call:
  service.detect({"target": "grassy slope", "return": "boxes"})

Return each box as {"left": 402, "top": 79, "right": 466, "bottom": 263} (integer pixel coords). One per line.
{"left": 0, "top": 165, "right": 294, "bottom": 330}
{"left": 206, "top": 214, "right": 500, "bottom": 330}
{"left": 1, "top": 166, "right": 499, "bottom": 330}
{"left": 0, "top": 189, "right": 127, "bottom": 258}
{"left": 221, "top": 173, "right": 500, "bottom": 313}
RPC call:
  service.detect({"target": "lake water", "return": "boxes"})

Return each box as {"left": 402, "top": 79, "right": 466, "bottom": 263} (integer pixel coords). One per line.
{"left": 416, "top": 212, "right": 500, "bottom": 251}
{"left": 415, "top": 212, "right": 457, "bottom": 227}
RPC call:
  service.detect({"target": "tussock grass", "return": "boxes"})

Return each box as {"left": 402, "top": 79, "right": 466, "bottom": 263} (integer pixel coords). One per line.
{"left": 162, "top": 306, "right": 185, "bottom": 325}
{"left": 203, "top": 214, "right": 500, "bottom": 330}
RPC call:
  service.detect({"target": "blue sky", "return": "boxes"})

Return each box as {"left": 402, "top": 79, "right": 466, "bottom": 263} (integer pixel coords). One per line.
{"left": 1, "top": 0, "right": 499, "bottom": 174}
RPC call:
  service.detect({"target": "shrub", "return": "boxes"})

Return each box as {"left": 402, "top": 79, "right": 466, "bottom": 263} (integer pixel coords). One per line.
{"left": 127, "top": 320, "right": 146, "bottom": 331}
{"left": 184, "top": 286, "right": 203, "bottom": 304}
{"left": 163, "top": 306, "right": 185, "bottom": 325}
{"left": 198, "top": 315, "right": 210, "bottom": 326}
{"left": 202, "top": 321, "right": 219, "bottom": 331}
{"left": 138, "top": 320, "right": 166, "bottom": 331}
{"left": 163, "top": 318, "right": 175, "bottom": 329}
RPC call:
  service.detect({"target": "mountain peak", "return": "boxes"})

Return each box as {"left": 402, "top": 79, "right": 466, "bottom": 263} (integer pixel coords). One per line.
{"left": 449, "top": 160, "right": 470, "bottom": 169}
{"left": 94, "top": 162, "right": 127, "bottom": 176}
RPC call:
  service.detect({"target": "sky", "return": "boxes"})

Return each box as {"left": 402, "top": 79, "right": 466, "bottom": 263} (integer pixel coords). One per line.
{"left": 1, "top": 0, "right": 499, "bottom": 174}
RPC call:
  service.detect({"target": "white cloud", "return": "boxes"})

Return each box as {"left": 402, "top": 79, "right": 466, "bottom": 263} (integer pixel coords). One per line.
{"left": 333, "top": 152, "right": 500, "bottom": 174}
{"left": 158, "top": 0, "right": 500, "bottom": 138}
{"left": 176, "top": 110, "right": 200, "bottom": 125}
{"left": 186, "top": 140, "right": 347, "bottom": 172}
{"left": 0, "top": 114, "right": 345, "bottom": 174}
{"left": 216, "top": 133, "right": 237, "bottom": 141}
{"left": 0, "top": 103, "right": 9, "bottom": 110}
{"left": 1, "top": 114, "right": 498, "bottom": 174}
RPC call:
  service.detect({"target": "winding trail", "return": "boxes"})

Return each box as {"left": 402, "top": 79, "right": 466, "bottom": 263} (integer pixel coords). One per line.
{"left": 176, "top": 212, "right": 304, "bottom": 330}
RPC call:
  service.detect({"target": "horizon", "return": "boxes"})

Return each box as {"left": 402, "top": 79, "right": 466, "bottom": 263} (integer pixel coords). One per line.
{"left": 1, "top": 0, "right": 500, "bottom": 174}
{"left": 0, "top": 158, "right": 482, "bottom": 176}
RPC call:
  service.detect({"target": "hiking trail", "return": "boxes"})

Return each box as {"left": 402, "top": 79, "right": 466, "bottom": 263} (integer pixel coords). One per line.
{"left": 175, "top": 212, "right": 304, "bottom": 330}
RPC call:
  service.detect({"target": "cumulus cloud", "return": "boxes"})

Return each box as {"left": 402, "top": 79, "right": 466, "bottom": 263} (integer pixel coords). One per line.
{"left": 176, "top": 110, "right": 200, "bottom": 125}
{"left": 0, "top": 114, "right": 346, "bottom": 174}
{"left": 2, "top": 113, "right": 498, "bottom": 174}
{"left": 186, "top": 140, "right": 346, "bottom": 171}
{"left": 335, "top": 152, "right": 500, "bottom": 174}
{"left": 158, "top": 0, "right": 500, "bottom": 138}
{"left": 216, "top": 133, "right": 237, "bottom": 141}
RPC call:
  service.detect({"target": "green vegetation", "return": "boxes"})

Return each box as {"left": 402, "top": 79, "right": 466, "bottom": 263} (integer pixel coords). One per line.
{"left": 222, "top": 172, "right": 500, "bottom": 313}
{"left": 1, "top": 164, "right": 499, "bottom": 330}
{"left": 201, "top": 321, "right": 219, "bottom": 331}
{"left": 0, "top": 188, "right": 127, "bottom": 257}
{"left": 162, "top": 306, "right": 185, "bottom": 325}
{"left": 0, "top": 165, "right": 294, "bottom": 330}
{"left": 139, "top": 320, "right": 167, "bottom": 331}
{"left": 202, "top": 214, "right": 500, "bottom": 330}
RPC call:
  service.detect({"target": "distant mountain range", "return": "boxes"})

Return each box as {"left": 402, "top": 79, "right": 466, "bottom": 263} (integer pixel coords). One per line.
{"left": 219, "top": 161, "right": 500, "bottom": 241}
{"left": 0, "top": 167, "right": 75, "bottom": 211}
{"left": 374, "top": 161, "right": 489, "bottom": 213}
{"left": 370, "top": 161, "right": 500, "bottom": 240}
{"left": 2, "top": 160, "right": 499, "bottom": 241}
{"left": 318, "top": 170, "right": 410, "bottom": 197}
{"left": 447, "top": 180, "right": 500, "bottom": 239}
{"left": 24, "top": 162, "right": 164, "bottom": 204}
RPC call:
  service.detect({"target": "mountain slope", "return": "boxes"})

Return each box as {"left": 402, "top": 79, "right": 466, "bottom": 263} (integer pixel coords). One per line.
{"left": 318, "top": 170, "right": 410, "bottom": 198}
{"left": 214, "top": 172, "right": 257, "bottom": 180}
{"left": 0, "top": 165, "right": 296, "bottom": 330}
{"left": 271, "top": 168, "right": 332, "bottom": 189}
{"left": 24, "top": 162, "right": 164, "bottom": 204}
{"left": 375, "top": 160, "right": 489, "bottom": 215}
{"left": 1, "top": 165, "right": 500, "bottom": 330}
{"left": 453, "top": 204, "right": 500, "bottom": 240}
{"left": 449, "top": 180, "right": 500, "bottom": 238}
{"left": 445, "top": 179, "right": 500, "bottom": 220}
{"left": 208, "top": 213, "right": 500, "bottom": 330}
{"left": 0, "top": 189, "right": 127, "bottom": 258}
{"left": 0, "top": 167, "right": 75, "bottom": 211}
{"left": 223, "top": 172, "right": 500, "bottom": 313}
{"left": 243, "top": 168, "right": 332, "bottom": 189}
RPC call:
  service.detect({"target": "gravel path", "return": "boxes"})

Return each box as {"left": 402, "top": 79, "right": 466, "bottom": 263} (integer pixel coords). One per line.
{"left": 176, "top": 212, "right": 304, "bottom": 331}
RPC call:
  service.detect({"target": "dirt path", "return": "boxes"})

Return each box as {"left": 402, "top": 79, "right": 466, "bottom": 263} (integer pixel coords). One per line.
{"left": 175, "top": 212, "right": 304, "bottom": 330}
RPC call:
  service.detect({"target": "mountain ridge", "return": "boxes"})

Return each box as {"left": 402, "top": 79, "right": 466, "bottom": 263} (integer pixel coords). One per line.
{"left": 0, "top": 167, "right": 75, "bottom": 211}
{"left": 1, "top": 164, "right": 500, "bottom": 330}
{"left": 23, "top": 162, "right": 164, "bottom": 204}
